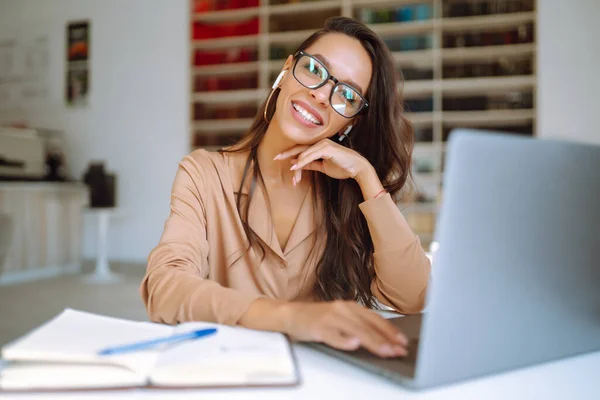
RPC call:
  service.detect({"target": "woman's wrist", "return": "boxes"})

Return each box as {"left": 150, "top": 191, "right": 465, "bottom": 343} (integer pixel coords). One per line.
{"left": 238, "top": 298, "right": 293, "bottom": 334}
{"left": 354, "top": 162, "right": 385, "bottom": 200}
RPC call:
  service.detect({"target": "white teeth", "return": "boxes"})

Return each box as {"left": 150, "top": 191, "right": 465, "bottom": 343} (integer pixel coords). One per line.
{"left": 293, "top": 102, "right": 321, "bottom": 125}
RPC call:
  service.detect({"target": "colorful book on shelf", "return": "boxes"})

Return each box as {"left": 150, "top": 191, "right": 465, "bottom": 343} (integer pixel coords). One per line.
{"left": 0, "top": 309, "right": 299, "bottom": 392}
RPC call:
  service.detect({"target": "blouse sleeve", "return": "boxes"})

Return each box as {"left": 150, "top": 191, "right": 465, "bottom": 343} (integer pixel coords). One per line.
{"left": 140, "top": 153, "right": 262, "bottom": 325}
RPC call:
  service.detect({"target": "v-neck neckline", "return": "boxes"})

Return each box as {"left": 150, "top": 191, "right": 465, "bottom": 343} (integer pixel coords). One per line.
{"left": 271, "top": 183, "right": 312, "bottom": 255}
{"left": 223, "top": 150, "right": 320, "bottom": 261}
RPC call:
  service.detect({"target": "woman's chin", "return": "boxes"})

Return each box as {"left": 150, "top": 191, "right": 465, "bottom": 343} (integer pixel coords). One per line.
{"left": 278, "top": 120, "right": 326, "bottom": 146}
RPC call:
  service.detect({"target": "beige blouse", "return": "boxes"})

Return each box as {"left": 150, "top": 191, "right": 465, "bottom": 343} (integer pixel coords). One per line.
{"left": 140, "top": 149, "right": 431, "bottom": 326}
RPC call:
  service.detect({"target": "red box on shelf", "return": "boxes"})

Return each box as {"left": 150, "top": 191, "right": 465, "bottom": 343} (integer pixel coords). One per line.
{"left": 193, "top": 0, "right": 259, "bottom": 13}
{"left": 194, "top": 75, "right": 258, "bottom": 92}
{"left": 192, "top": 17, "right": 259, "bottom": 40}
{"left": 193, "top": 48, "right": 257, "bottom": 66}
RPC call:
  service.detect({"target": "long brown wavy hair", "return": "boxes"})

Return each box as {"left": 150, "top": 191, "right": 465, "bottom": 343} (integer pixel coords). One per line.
{"left": 223, "top": 16, "right": 414, "bottom": 308}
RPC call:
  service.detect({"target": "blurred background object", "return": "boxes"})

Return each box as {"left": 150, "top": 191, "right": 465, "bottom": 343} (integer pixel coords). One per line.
{"left": 0, "top": 127, "right": 69, "bottom": 182}
{"left": 82, "top": 162, "right": 117, "bottom": 208}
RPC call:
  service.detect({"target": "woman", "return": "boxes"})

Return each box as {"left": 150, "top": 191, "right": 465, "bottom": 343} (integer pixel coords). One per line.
{"left": 141, "top": 17, "right": 431, "bottom": 358}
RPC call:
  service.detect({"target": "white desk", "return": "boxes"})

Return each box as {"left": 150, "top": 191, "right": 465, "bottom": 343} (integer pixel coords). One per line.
{"left": 9, "top": 345, "right": 600, "bottom": 400}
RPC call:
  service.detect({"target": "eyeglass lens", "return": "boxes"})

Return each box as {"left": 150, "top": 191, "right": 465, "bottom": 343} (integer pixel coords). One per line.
{"left": 293, "top": 54, "right": 365, "bottom": 118}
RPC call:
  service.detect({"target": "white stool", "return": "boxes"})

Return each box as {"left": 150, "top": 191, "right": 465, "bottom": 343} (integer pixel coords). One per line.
{"left": 82, "top": 207, "right": 122, "bottom": 284}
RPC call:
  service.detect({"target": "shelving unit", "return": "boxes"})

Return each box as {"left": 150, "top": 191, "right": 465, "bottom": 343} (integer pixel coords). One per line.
{"left": 190, "top": 0, "right": 537, "bottom": 246}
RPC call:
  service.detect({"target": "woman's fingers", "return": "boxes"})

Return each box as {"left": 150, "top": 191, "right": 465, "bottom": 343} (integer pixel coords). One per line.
{"left": 291, "top": 158, "right": 324, "bottom": 185}
{"left": 285, "top": 301, "right": 407, "bottom": 358}
{"left": 353, "top": 313, "right": 407, "bottom": 357}
{"left": 292, "top": 144, "right": 332, "bottom": 171}
{"left": 333, "top": 315, "right": 393, "bottom": 357}
{"left": 293, "top": 168, "right": 302, "bottom": 186}
{"left": 274, "top": 145, "right": 311, "bottom": 160}
{"left": 352, "top": 304, "right": 408, "bottom": 347}
{"left": 331, "top": 302, "right": 406, "bottom": 358}
{"left": 319, "top": 329, "right": 361, "bottom": 351}
{"left": 300, "top": 160, "right": 324, "bottom": 173}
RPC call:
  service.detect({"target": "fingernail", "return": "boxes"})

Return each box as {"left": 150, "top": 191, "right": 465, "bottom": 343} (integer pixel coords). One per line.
{"left": 394, "top": 345, "right": 407, "bottom": 356}
{"left": 379, "top": 344, "right": 393, "bottom": 356}
{"left": 273, "top": 154, "right": 281, "bottom": 160}
{"left": 396, "top": 333, "right": 408, "bottom": 345}
{"left": 290, "top": 165, "right": 298, "bottom": 171}
{"left": 292, "top": 177, "right": 297, "bottom": 187}
{"left": 348, "top": 337, "right": 360, "bottom": 348}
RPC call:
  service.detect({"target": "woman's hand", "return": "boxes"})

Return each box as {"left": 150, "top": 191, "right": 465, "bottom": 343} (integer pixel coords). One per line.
{"left": 239, "top": 298, "right": 407, "bottom": 358}
{"left": 274, "top": 139, "right": 372, "bottom": 185}
{"left": 284, "top": 300, "right": 407, "bottom": 357}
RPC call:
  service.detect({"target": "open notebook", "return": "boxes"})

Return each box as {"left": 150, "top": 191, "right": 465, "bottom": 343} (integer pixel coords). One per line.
{"left": 0, "top": 309, "right": 299, "bottom": 391}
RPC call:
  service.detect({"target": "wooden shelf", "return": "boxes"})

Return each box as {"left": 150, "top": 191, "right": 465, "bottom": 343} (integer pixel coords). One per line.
{"left": 442, "top": 43, "right": 535, "bottom": 62}
{"left": 369, "top": 20, "right": 435, "bottom": 37}
{"left": 442, "top": 75, "right": 535, "bottom": 95}
{"left": 269, "top": 0, "right": 341, "bottom": 15}
{"left": 268, "top": 60, "right": 286, "bottom": 73}
{"left": 413, "top": 142, "right": 446, "bottom": 153}
{"left": 353, "top": 0, "right": 432, "bottom": 8}
{"left": 189, "top": 0, "right": 538, "bottom": 239}
{"left": 442, "top": 11, "right": 535, "bottom": 32}
{"left": 443, "top": 109, "right": 535, "bottom": 127}
{"left": 192, "top": 35, "right": 260, "bottom": 50}
{"left": 192, "top": 118, "right": 254, "bottom": 133}
{"left": 192, "top": 89, "right": 266, "bottom": 104}
{"left": 413, "top": 172, "right": 442, "bottom": 185}
{"left": 260, "top": 69, "right": 532, "bottom": 100}
{"left": 405, "top": 112, "right": 436, "bottom": 126}
{"left": 193, "top": 61, "right": 260, "bottom": 76}
{"left": 269, "top": 29, "right": 316, "bottom": 45}
{"left": 192, "top": 7, "right": 260, "bottom": 22}
{"left": 402, "top": 80, "right": 436, "bottom": 97}
{"left": 392, "top": 49, "right": 434, "bottom": 67}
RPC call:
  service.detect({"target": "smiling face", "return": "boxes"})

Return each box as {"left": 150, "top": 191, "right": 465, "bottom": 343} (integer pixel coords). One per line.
{"left": 271, "top": 33, "right": 373, "bottom": 145}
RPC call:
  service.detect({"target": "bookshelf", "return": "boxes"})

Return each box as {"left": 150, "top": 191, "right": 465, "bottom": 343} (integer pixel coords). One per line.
{"left": 190, "top": 0, "right": 537, "bottom": 246}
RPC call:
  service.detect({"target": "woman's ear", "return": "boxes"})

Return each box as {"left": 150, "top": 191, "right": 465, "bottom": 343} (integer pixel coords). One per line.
{"left": 271, "top": 56, "right": 294, "bottom": 89}
{"left": 282, "top": 54, "right": 294, "bottom": 71}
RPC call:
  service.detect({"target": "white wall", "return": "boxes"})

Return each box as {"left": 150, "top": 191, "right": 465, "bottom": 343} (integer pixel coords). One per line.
{"left": 537, "top": 0, "right": 600, "bottom": 145}
{"left": 0, "top": 0, "right": 189, "bottom": 262}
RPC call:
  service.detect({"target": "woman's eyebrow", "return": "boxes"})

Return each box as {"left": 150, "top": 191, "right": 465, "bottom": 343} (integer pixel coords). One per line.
{"left": 313, "top": 53, "right": 365, "bottom": 94}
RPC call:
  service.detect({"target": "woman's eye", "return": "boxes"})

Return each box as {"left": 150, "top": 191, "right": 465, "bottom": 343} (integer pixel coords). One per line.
{"left": 341, "top": 89, "right": 356, "bottom": 104}
{"left": 302, "top": 63, "right": 319, "bottom": 77}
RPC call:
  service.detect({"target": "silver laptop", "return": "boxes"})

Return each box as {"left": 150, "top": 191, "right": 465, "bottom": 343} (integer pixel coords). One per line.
{"left": 309, "top": 129, "right": 600, "bottom": 389}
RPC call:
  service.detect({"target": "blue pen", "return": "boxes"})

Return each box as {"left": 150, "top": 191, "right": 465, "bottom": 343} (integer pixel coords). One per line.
{"left": 98, "top": 328, "right": 218, "bottom": 356}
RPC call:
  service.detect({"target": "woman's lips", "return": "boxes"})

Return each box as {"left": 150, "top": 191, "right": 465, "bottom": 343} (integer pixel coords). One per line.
{"left": 290, "top": 101, "right": 322, "bottom": 128}
{"left": 293, "top": 100, "right": 323, "bottom": 124}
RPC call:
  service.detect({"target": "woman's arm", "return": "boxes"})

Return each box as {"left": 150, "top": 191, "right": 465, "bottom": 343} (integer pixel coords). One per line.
{"left": 140, "top": 154, "right": 262, "bottom": 325}
{"left": 276, "top": 141, "right": 432, "bottom": 314}
{"left": 355, "top": 165, "right": 431, "bottom": 314}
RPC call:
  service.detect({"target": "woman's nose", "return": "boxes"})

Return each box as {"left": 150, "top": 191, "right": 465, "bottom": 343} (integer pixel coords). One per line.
{"left": 309, "top": 83, "right": 332, "bottom": 107}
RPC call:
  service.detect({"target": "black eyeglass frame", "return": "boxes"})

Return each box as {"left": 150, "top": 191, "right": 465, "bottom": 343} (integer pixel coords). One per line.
{"left": 292, "top": 51, "right": 369, "bottom": 119}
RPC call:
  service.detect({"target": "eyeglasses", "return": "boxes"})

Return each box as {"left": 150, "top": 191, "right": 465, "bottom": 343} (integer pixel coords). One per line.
{"left": 292, "top": 51, "right": 369, "bottom": 119}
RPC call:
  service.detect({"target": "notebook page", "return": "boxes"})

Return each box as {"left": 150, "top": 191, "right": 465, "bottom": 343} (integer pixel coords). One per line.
{"left": 1, "top": 309, "right": 173, "bottom": 375}
{"left": 0, "top": 361, "right": 147, "bottom": 390}
{"left": 149, "top": 322, "right": 297, "bottom": 387}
